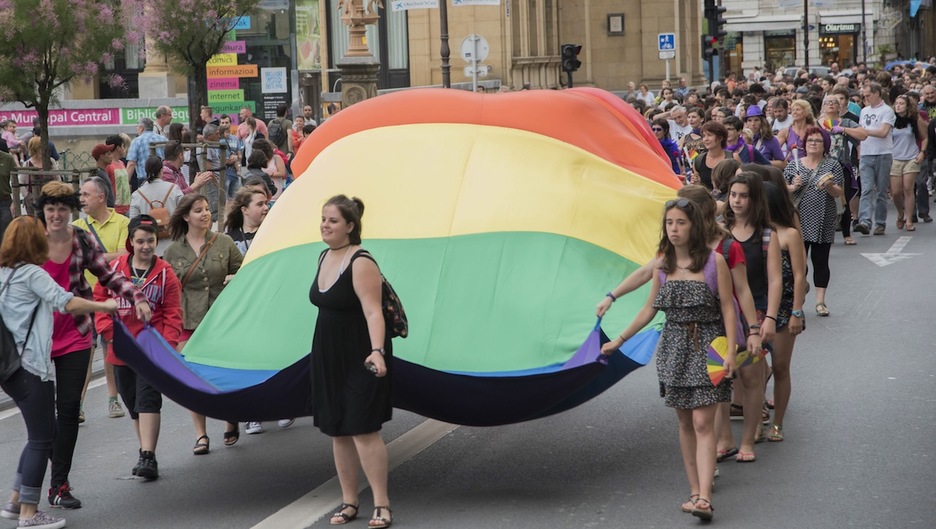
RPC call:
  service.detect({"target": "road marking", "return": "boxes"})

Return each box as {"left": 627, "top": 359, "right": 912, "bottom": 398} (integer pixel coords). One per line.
{"left": 0, "top": 376, "right": 106, "bottom": 421}
{"left": 250, "top": 419, "right": 459, "bottom": 529}
{"left": 861, "top": 236, "right": 922, "bottom": 267}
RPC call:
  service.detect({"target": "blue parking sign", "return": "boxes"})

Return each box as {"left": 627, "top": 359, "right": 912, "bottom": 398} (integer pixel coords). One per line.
{"left": 658, "top": 33, "right": 676, "bottom": 51}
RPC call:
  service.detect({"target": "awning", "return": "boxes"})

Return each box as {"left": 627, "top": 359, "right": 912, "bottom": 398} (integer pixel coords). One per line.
{"left": 818, "top": 10, "right": 876, "bottom": 24}
{"left": 724, "top": 14, "right": 802, "bottom": 32}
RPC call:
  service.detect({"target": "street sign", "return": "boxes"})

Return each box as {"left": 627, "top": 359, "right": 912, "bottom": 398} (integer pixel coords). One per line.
{"left": 658, "top": 33, "right": 676, "bottom": 51}
{"left": 463, "top": 65, "right": 492, "bottom": 77}
{"left": 659, "top": 50, "right": 676, "bottom": 60}
{"left": 460, "top": 35, "right": 490, "bottom": 62}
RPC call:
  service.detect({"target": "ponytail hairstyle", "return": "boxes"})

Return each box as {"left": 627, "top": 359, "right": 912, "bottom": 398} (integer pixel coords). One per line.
{"left": 324, "top": 194, "right": 365, "bottom": 245}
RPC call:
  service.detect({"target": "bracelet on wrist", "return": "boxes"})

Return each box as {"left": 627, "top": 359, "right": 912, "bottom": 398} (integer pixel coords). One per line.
{"left": 618, "top": 334, "right": 627, "bottom": 342}
{"left": 606, "top": 291, "right": 617, "bottom": 302}
{"left": 749, "top": 323, "right": 761, "bottom": 330}
{"left": 764, "top": 315, "right": 777, "bottom": 322}
{"left": 371, "top": 348, "right": 385, "bottom": 356}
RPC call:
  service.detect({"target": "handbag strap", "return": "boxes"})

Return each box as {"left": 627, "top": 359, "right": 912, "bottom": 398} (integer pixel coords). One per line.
{"left": 85, "top": 222, "right": 106, "bottom": 251}
{"left": 181, "top": 233, "right": 219, "bottom": 289}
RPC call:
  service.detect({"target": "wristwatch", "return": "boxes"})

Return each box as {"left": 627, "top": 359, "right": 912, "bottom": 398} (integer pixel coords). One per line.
{"left": 791, "top": 309, "right": 805, "bottom": 318}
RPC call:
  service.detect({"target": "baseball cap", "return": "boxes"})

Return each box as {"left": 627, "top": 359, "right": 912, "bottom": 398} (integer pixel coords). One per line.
{"left": 91, "top": 143, "right": 117, "bottom": 161}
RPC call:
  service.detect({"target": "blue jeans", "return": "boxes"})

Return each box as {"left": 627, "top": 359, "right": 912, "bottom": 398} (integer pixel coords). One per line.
{"left": 226, "top": 168, "right": 242, "bottom": 198}
{"left": 858, "top": 154, "right": 893, "bottom": 228}
{"left": 1, "top": 368, "right": 57, "bottom": 505}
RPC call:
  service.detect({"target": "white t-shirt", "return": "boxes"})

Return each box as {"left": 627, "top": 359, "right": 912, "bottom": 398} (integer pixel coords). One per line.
{"left": 668, "top": 121, "right": 693, "bottom": 143}
{"left": 130, "top": 179, "right": 184, "bottom": 219}
{"left": 859, "top": 102, "right": 896, "bottom": 156}
{"left": 771, "top": 115, "right": 793, "bottom": 134}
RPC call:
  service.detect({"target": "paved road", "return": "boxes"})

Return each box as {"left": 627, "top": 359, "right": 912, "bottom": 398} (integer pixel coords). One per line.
{"left": 1, "top": 208, "right": 933, "bottom": 529}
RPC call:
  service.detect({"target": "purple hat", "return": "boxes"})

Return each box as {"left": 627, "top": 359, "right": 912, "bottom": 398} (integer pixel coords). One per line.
{"left": 744, "top": 105, "right": 765, "bottom": 118}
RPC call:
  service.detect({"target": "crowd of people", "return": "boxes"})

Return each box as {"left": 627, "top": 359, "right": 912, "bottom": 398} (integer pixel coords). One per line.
{"left": 598, "top": 60, "right": 936, "bottom": 520}
{"left": 0, "top": 100, "right": 397, "bottom": 529}
{"left": 0, "top": 59, "right": 929, "bottom": 526}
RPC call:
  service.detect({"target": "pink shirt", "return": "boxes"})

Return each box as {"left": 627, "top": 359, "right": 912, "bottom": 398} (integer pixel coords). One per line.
{"left": 43, "top": 252, "right": 92, "bottom": 357}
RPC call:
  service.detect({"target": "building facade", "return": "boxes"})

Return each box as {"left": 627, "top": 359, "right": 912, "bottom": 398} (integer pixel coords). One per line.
{"left": 721, "top": 0, "right": 935, "bottom": 77}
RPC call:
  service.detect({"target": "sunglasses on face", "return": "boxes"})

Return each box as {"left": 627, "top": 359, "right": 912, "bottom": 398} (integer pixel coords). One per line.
{"left": 652, "top": 127, "right": 664, "bottom": 132}
{"left": 805, "top": 138, "right": 824, "bottom": 144}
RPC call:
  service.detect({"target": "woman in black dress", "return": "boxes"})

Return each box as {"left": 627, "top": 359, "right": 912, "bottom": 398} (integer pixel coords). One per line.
{"left": 310, "top": 195, "right": 393, "bottom": 528}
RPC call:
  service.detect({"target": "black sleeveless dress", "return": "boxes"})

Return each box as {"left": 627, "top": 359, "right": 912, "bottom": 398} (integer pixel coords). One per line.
{"left": 309, "top": 249, "right": 392, "bottom": 436}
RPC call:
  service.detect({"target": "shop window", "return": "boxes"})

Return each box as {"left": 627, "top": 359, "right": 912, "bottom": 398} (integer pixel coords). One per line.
{"left": 764, "top": 31, "right": 796, "bottom": 72}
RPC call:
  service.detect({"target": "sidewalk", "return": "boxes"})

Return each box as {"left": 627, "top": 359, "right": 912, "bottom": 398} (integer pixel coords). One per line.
{"left": 0, "top": 345, "right": 107, "bottom": 413}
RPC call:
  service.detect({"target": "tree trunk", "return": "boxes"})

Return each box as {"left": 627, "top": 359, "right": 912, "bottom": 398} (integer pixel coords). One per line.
{"left": 37, "top": 92, "right": 52, "bottom": 171}
{"left": 189, "top": 68, "right": 209, "bottom": 131}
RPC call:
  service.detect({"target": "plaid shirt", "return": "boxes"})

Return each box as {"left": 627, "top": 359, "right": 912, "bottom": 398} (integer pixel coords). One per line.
{"left": 70, "top": 227, "right": 147, "bottom": 335}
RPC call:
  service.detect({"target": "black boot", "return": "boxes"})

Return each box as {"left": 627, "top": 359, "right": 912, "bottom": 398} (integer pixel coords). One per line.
{"left": 132, "top": 448, "right": 143, "bottom": 476}
{"left": 137, "top": 451, "right": 159, "bottom": 480}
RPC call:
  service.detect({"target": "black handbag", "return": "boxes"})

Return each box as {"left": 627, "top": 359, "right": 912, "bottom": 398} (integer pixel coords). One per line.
{"left": 0, "top": 267, "right": 39, "bottom": 384}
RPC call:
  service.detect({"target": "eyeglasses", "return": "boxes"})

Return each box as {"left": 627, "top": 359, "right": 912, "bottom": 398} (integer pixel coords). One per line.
{"left": 651, "top": 127, "right": 664, "bottom": 132}
{"left": 805, "top": 139, "right": 824, "bottom": 144}
{"left": 665, "top": 198, "right": 691, "bottom": 209}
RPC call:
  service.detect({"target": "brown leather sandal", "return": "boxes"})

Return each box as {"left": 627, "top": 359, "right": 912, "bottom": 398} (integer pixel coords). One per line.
{"left": 329, "top": 503, "right": 358, "bottom": 525}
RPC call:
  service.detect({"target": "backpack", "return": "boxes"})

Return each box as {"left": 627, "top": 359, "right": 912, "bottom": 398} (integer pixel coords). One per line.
{"left": 268, "top": 118, "right": 287, "bottom": 148}
{"left": 0, "top": 267, "right": 38, "bottom": 383}
{"left": 319, "top": 250, "right": 409, "bottom": 339}
{"left": 137, "top": 185, "right": 176, "bottom": 239}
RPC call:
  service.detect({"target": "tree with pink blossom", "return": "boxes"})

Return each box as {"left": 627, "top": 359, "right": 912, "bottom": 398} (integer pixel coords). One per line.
{"left": 0, "top": 0, "right": 143, "bottom": 169}
{"left": 142, "top": 0, "right": 261, "bottom": 130}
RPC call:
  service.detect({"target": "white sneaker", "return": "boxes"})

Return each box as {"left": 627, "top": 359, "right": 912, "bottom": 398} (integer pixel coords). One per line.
{"left": 245, "top": 421, "right": 264, "bottom": 434}
{"left": 277, "top": 419, "right": 295, "bottom": 428}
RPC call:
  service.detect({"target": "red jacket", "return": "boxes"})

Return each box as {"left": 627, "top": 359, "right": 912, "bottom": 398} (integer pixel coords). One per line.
{"left": 94, "top": 254, "right": 183, "bottom": 365}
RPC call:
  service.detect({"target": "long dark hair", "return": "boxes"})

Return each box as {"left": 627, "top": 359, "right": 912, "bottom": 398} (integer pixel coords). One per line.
{"left": 763, "top": 182, "right": 796, "bottom": 229}
{"left": 169, "top": 194, "right": 210, "bottom": 240}
{"left": 658, "top": 199, "right": 710, "bottom": 274}
{"left": 893, "top": 95, "right": 919, "bottom": 137}
{"left": 723, "top": 171, "right": 771, "bottom": 237}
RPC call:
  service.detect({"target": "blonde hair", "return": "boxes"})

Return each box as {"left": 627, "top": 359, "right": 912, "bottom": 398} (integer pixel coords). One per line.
{"left": 790, "top": 99, "right": 817, "bottom": 126}
{"left": 27, "top": 136, "right": 42, "bottom": 158}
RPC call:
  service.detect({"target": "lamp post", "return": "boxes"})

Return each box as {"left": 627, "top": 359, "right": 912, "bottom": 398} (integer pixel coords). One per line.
{"left": 804, "top": 0, "right": 809, "bottom": 69}
{"left": 440, "top": 0, "right": 451, "bottom": 88}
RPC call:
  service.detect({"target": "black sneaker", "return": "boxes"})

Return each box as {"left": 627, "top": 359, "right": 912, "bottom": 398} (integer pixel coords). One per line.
{"left": 854, "top": 222, "right": 870, "bottom": 235}
{"left": 47, "top": 483, "right": 81, "bottom": 509}
{"left": 136, "top": 452, "right": 159, "bottom": 481}
{"left": 131, "top": 449, "right": 143, "bottom": 476}
{"left": 924, "top": 215, "right": 933, "bottom": 223}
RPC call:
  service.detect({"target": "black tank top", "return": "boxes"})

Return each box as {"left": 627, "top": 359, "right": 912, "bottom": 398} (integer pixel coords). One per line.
{"left": 736, "top": 229, "right": 769, "bottom": 310}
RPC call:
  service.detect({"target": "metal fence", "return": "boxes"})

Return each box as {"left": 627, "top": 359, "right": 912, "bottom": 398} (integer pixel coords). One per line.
{"left": 11, "top": 168, "right": 96, "bottom": 219}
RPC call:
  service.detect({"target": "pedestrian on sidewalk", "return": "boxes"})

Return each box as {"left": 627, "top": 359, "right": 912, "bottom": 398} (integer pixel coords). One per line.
{"left": 0, "top": 215, "right": 118, "bottom": 529}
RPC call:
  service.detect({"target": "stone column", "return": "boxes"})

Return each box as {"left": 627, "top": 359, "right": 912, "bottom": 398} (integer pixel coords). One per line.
{"left": 138, "top": 34, "right": 176, "bottom": 98}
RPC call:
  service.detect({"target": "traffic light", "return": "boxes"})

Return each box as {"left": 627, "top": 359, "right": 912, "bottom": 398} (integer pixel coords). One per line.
{"left": 561, "top": 44, "right": 582, "bottom": 73}
{"left": 704, "top": 0, "right": 728, "bottom": 41}
{"left": 702, "top": 35, "right": 716, "bottom": 60}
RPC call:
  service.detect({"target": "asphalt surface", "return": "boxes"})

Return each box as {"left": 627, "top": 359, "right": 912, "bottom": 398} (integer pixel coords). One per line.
{"left": 1, "top": 204, "right": 933, "bottom": 529}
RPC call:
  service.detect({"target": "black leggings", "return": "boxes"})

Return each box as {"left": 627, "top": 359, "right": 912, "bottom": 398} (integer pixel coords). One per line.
{"left": 803, "top": 241, "right": 832, "bottom": 288}
{"left": 840, "top": 167, "right": 858, "bottom": 236}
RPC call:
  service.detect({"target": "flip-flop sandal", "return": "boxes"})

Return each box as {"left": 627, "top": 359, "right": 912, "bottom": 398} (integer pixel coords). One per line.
{"left": 223, "top": 424, "right": 240, "bottom": 446}
{"left": 736, "top": 451, "right": 756, "bottom": 463}
{"left": 816, "top": 303, "right": 830, "bottom": 317}
{"left": 716, "top": 447, "right": 739, "bottom": 462}
{"left": 906, "top": 223, "right": 916, "bottom": 232}
{"left": 844, "top": 237, "right": 857, "bottom": 245}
